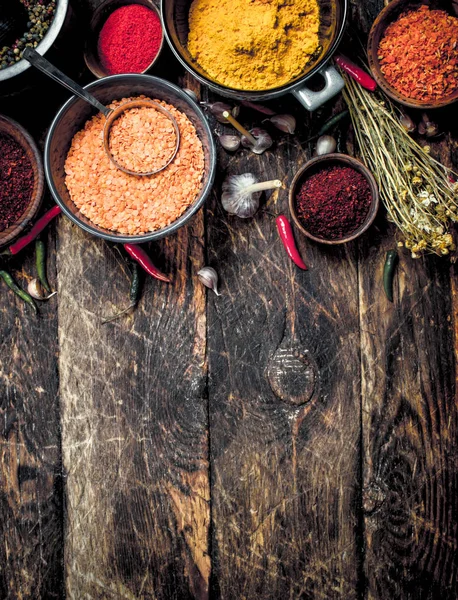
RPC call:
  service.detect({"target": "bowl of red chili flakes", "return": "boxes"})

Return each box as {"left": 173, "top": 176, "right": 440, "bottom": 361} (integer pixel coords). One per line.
{"left": 84, "top": 0, "right": 164, "bottom": 79}
{"left": 289, "top": 154, "right": 379, "bottom": 245}
{"left": 368, "top": 0, "right": 458, "bottom": 109}
{"left": 0, "top": 114, "right": 45, "bottom": 249}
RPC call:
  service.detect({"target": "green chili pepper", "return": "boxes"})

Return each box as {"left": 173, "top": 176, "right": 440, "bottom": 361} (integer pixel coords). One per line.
{"left": 0, "top": 270, "right": 37, "bottom": 314}
{"left": 318, "top": 110, "right": 349, "bottom": 136}
{"left": 102, "top": 262, "right": 142, "bottom": 324}
{"left": 35, "top": 239, "right": 51, "bottom": 293}
{"left": 383, "top": 249, "right": 398, "bottom": 303}
{"left": 129, "top": 262, "right": 141, "bottom": 306}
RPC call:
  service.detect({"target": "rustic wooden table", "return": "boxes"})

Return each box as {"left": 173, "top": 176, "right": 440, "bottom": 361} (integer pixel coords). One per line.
{"left": 1, "top": 0, "right": 458, "bottom": 598}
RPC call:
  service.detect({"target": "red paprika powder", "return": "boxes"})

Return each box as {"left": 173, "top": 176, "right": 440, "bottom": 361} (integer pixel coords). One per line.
{"left": 295, "top": 165, "right": 372, "bottom": 240}
{"left": 0, "top": 133, "right": 34, "bottom": 232}
{"left": 97, "top": 4, "right": 163, "bottom": 75}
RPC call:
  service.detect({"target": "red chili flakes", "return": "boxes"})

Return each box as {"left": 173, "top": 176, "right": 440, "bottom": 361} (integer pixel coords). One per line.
{"left": 377, "top": 5, "right": 458, "bottom": 102}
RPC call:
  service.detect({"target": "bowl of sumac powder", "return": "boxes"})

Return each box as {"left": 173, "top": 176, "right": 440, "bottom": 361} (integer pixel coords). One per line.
{"left": 289, "top": 154, "right": 379, "bottom": 244}
{"left": 0, "top": 114, "right": 44, "bottom": 248}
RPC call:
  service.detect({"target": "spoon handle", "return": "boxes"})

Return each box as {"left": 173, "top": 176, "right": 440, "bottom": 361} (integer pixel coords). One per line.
{"left": 23, "top": 48, "right": 111, "bottom": 117}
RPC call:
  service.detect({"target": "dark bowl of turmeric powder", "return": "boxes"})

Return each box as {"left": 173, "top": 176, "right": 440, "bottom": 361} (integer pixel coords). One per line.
{"left": 368, "top": 0, "right": 458, "bottom": 108}
{"left": 162, "top": 0, "right": 349, "bottom": 112}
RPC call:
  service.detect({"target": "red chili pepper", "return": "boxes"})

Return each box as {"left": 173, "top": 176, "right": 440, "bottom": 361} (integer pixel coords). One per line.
{"left": 1, "top": 205, "right": 62, "bottom": 256}
{"left": 124, "top": 243, "right": 171, "bottom": 283}
{"left": 276, "top": 215, "right": 307, "bottom": 270}
{"left": 334, "top": 55, "right": 377, "bottom": 91}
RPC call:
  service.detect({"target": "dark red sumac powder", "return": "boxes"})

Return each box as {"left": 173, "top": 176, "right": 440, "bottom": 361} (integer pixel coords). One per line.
{"left": 98, "top": 4, "right": 163, "bottom": 75}
{"left": 0, "top": 133, "right": 34, "bottom": 232}
{"left": 295, "top": 165, "right": 372, "bottom": 240}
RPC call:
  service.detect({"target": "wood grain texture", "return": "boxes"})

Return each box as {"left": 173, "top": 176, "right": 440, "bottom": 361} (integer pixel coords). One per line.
{"left": 57, "top": 213, "right": 210, "bottom": 599}
{"left": 206, "top": 99, "right": 362, "bottom": 598}
{"left": 0, "top": 218, "right": 63, "bottom": 599}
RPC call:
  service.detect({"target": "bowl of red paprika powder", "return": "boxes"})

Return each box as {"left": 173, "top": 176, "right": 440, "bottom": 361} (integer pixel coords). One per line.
{"left": 0, "top": 114, "right": 45, "bottom": 248}
{"left": 289, "top": 154, "right": 379, "bottom": 245}
{"left": 367, "top": 0, "right": 458, "bottom": 109}
{"left": 84, "top": 0, "right": 164, "bottom": 79}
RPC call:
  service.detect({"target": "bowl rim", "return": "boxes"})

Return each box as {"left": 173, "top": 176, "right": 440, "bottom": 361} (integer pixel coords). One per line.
{"left": 0, "top": 0, "right": 69, "bottom": 83}
{"left": 44, "top": 73, "right": 217, "bottom": 244}
{"left": 367, "top": 0, "right": 458, "bottom": 109}
{"left": 0, "top": 114, "right": 45, "bottom": 248}
{"left": 84, "top": 0, "right": 165, "bottom": 80}
{"left": 160, "top": 0, "right": 349, "bottom": 99}
{"left": 288, "top": 153, "right": 380, "bottom": 245}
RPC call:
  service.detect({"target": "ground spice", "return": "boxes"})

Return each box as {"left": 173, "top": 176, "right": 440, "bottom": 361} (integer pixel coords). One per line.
{"left": 0, "top": 133, "right": 34, "bottom": 232}
{"left": 97, "top": 4, "right": 162, "bottom": 75}
{"left": 295, "top": 165, "right": 372, "bottom": 240}
{"left": 378, "top": 5, "right": 458, "bottom": 102}
{"left": 187, "top": 0, "right": 320, "bottom": 91}
{"left": 64, "top": 96, "right": 205, "bottom": 236}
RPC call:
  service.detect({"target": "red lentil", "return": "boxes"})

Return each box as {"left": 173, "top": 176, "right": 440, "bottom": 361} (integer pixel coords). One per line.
{"left": 378, "top": 5, "right": 458, "bottom": 102}
{"left": 295, "top": 165, "right": 372, "bottom": 240}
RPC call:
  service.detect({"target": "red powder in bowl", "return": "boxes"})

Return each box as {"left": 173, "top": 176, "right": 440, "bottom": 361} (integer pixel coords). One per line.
{"left": 97, "top": 4, "right": 162, "bottom": 75}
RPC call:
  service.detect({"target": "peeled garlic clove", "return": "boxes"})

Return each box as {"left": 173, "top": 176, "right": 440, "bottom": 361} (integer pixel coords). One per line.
{"left": 269, "top": 114, "right": 296, "bottom": 134}
{"left": 241, "top": 128, "right": 273, "bottom": 154}
{"left": 315, "top": 134, "right": 337, "bottom": 156}
{"left": 27, "top": 278, "right": 57, "bottom": 300}
{"left": 217, "top": 134, "right": 241, "bottom": 152}
{"left": 197, "top": 267, "right": 220, "bottom": 295}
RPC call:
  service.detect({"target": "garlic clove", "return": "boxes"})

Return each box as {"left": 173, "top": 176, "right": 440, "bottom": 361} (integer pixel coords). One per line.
{"left": 315, "top": 134, "right": 337, "bottom": 156}
{"left": 27, "top": 278, "right": 57, "bottom": 300}
{"left": 269, "top": 114, "right": 296, "bottom": 134}
{"left": 398, "top": 111, "right": 416, "bottom": 132}
{"left": 241, "top": 128, "right": 273, "bottom": 154}
{"left": 201, "top": 101, "right": 239, "bottom": 123}
{"left": 197, "top": 267, "right": 220, "bottom": 295}
{"left": 217, "top": 134, "right": 241, "bottom": 152}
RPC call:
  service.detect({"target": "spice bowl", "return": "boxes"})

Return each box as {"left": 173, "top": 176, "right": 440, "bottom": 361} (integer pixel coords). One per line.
{"left": 0, "top": 114, "right": 44, "bottom": 249}
{"left": 45, "top": 73, "right": 216, "bottom": 243}
{"left": 289, "top": 154, "right": 379, "bottom": 245}
{"left": 367, "top": 0, "right": 458, "bottom": 109}
{"left": 84, "top": 0, "right": 164, "bottom": 79}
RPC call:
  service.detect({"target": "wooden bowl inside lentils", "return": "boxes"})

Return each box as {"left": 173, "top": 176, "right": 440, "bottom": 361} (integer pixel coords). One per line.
{"left": 64, "top": 95, "right": 205, "bottom": 235}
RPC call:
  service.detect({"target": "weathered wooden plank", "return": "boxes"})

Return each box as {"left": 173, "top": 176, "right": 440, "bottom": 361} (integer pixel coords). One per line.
{"left": 57, "top": 209, "right": 210, "bottom": 598}
{"left": 206, "top": 104, "right": 362, "bottom": 598}
{"left": 0, "top": 213, "right": 63, "bottom": 599}
{"left": 359, "top": 219, "right": 458, "bottom": 599}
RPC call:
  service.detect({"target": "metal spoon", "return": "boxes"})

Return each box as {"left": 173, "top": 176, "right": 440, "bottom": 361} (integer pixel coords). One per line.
{"left": 0, "top": 0, "right": 28, "bottom": 49}
{"left": 23, "top": 48, "right": 180, "bottom": 176}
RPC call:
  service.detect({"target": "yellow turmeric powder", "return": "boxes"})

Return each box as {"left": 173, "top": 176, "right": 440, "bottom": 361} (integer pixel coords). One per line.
{"left": 187, "top": 0, "right": 321, "bottom": 91}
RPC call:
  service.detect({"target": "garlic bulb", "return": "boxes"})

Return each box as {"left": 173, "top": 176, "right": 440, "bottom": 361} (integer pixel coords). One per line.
{"left": 221, "top": 173, "right": 282, "bottom": 218}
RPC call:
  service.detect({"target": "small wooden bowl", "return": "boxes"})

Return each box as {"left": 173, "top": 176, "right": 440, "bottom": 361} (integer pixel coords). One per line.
{"left": 0, "top": 114, "right": 44, "bottom": 249}
{"left": 367, "top": 0, "right": 458, "bottom": 109}
{"left": 289, "top": 154, "right": 379, "bottom": 245}
{"left": 84, "top": 0, "right": 164, "bottom": 79}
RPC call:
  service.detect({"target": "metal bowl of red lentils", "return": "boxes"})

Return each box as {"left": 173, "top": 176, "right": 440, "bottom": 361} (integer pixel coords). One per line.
{"left": 44, "top": 73, "right": 216, "bottom": 243}
{"left": 289, "top": 154, "right": 379, "bottom": 245}
{"left": 368, "top": 0, "right": 458, "bottom": 109}
{"left": 0, "top": 114, "right": 45, "bottom": 248}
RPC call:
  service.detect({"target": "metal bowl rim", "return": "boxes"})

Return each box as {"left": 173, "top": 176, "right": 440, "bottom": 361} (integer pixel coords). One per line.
{"left": 44, "top": 73, "right": 217, "bottom": 243}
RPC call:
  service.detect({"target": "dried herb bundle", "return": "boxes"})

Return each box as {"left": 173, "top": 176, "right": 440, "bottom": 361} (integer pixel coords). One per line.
{"left": 342, "top": 73, "right": 458, "bottom": 257}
